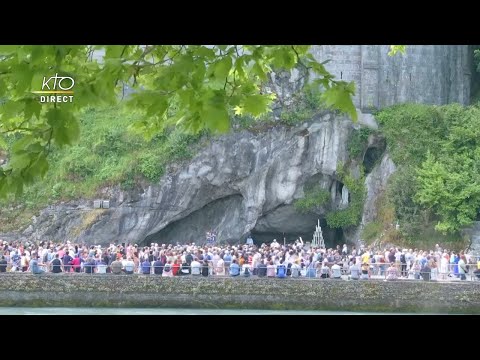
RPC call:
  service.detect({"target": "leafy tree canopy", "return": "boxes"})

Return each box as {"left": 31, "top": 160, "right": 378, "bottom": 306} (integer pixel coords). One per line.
{"left": 378, "top": 104, "right": 480, "bottom": 235}
{"left": 0, "top": 45, "right": 359, "bottom": 198}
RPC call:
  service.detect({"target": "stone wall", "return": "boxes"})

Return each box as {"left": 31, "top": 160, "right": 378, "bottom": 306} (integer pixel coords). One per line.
{"left": 0, "top": 274, "right": 479, "bottom": 313}
{"left": 310, "top": 45, "right": 471, "bottom": 111}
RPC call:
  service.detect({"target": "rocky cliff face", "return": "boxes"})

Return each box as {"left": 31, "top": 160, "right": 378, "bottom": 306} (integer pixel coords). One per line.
{"left": 5, "top": 112, "right": 380, "bottom": 247}
{"left": 462, "top": 222, "right": 480, "bottom": 255}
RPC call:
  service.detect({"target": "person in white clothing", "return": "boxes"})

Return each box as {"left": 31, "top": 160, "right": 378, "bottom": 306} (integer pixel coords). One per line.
{"left": 439, "top": 253, "right": 449, "bottom": 280}
{"left": 191, "top": 258, "right": 202, "bottom": 275}
{"left": 124, "top": 257, "right": 135, "bottom": 274}
{"left": 215, "top": 258, "right": 225, "bottom": 276}
{"left": 162, "top": 261, "right": 173, "bottom": 277}
{"left": 349, "top": 260, "right": 360, "bottom": 280}
{"left": 331, "top": 262, "right": 342, "bottom": 279}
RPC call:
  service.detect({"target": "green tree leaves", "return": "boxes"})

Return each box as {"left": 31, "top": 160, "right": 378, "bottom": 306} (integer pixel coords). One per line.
{"left": 388, "top": 45, "right": 407, "bottom": 56}
{"left": 241, "top": 94, "right": 276, "bottom": 117}
{"left": 321, "top": 81, "right": 357, "bottom": 121}
{"left": 46, "top": 108, "right": 80, "bottom": 147}
{"left": 0, "top": 45, "right": 359, "bottom": 198}
{"left": 415, "top": 106, "right": 480, "bottom": 233}
{"left": 379, "top": 103, "right": 480, "bottom": 235}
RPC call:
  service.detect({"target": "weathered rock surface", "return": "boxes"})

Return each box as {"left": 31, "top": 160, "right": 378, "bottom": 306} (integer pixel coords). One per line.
{"left": 7, "top": 113, "right": 364, "bottom": 246}
{"left": 462, "top": 221, "right": 480, "bottom": 255}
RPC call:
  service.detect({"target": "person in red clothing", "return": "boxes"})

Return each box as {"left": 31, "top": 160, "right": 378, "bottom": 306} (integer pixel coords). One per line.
{"left": 172, "top": 258, "right": 181, "bottom": 276}
{"left": 71, "top": 254, "right": 81, "bottom": 273}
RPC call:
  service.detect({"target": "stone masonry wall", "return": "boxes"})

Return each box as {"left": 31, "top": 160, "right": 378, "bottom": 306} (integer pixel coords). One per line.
{"left": 0, "top": 274, "right": 479, "bottom": 313}
{"left": 310, "top": 45, "right": 471, "bottom": 111}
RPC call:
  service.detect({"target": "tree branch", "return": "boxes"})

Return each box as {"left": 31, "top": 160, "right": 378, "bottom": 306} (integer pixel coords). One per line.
{"left": 291, "top": 45, "right": 311, "bottom": 71}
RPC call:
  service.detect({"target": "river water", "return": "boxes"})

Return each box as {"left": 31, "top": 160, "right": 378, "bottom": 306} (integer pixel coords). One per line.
{"left": 0, "top": 307, "right": 431, "bottom": 315}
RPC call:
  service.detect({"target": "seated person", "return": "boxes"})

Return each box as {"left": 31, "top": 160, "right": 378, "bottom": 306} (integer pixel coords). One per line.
{"left": 386, "top": 262, "right": 398, "bottom": 280}
{"left": 29, "top": 255, "right": 46, "bottom": 274}
{"left": 257, "top": 261, "right": 267, "bottom": 277}
{"left": 276, "top": 261, "right": 287, "bottom": 278}
{"left": 229, "top": 259, "right": 240, "bottom": 277}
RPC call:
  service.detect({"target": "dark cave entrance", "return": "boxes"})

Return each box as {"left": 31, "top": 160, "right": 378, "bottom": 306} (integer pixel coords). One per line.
{"left": 142, "top": 194, "right": 245, "bottom": 246}
{"left": 250, "top": 217, "right": 345, "bottom": 249}
{"left": 363, "top": 138, "right": 386, "bottom": 174}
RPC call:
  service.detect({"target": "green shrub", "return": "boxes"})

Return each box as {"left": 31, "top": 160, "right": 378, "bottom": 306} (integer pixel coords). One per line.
{"left": 0, "top": 105, "right": 207, "bottom": 230}
{"left": 138, "top": 154, "right": 164, "bottom": 182}
{"left": 348, "top": 127, "right": 372, "bottom": 158}
{"left": 361, "top": 221, "right": 383, "bottom": 243}
{"left": 325, "top": 165, "right": 366, "bottom": 229}
{"left": 375, "top": 103, "right": 480, "bottom": 241}
{"left": 294, "top": 186, "right": 330, "bottom": 213}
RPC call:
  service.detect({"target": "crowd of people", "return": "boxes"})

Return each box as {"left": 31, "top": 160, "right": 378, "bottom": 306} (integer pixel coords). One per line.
{"left": 0, "top": 237, "right": 479, "bottom": 281}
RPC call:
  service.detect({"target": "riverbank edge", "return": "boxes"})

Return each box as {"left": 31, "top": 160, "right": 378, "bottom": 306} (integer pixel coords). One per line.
{"left": 0, "top": 274, "right": 479, "bottom": 313}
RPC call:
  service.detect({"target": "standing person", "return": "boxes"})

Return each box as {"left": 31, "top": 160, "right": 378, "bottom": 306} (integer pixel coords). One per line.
{"left": 201, "top": 260, "right": 210, "bottom": 277}
{"left": 215, "top": 257, "right": 225, "bottom": 276}
{"left": 162, "top": 261, "right": 173, "bottom": 277}
{"left": 440, "top": 253, "right": 449, "bottom": 280}
{"left": 0, "top": 256, "right": 7, "bottom": 273}
{"left": 223, "top": 251, "right": 232, "bottom": 274}
{"left": 172, "top": 259, "right": 181, "bottom": 276}
{"left": 291, "top": 260, "right": 300, "bottom": 278}
{"left": 246, "top": 235, "right": 254, "bottom": 246}
{"left": 63, "top": 250, "right": 73, "bottom": 273}
{"left": 342, "top": 244, "right": 348, "bottom": 256}
{"left": 400, "top": 251, "right": 407, "bottom": 278}
{"left": 412, "top": 260, "right": 421, "bottom": 280}
{"left": 451, "top": 252, "right": 459, "bottom": 278}
{"left": 191, "top": 257, "right": 202, "bottom": 276}
{"left": 458, "top": 255, "right": 468, "bottom": 281}
{"left": 429, "top": 256, "right": 438, "bottom": 280}
{"left": 50, "top": 253, "right": 63, "bottom": 273}
{"left": 84, "top": 256, "right": 96, "bottom": 274}
{"left": 20, "top": 252, "right": 29, "bottom": 272}
{"left": 71, "top": 254, "right": 81, "bottom": 273}
{"left": 153, "top": 257, "right": 164, "bottom": 275}
{"left": 421, "top": 261, "right": 431, "bottom": 281}
{"left": 243, "top": 259, "right": 251, "bottom": 277}
{"left": 178, "top": 259, "right": 190, "bottom": 276}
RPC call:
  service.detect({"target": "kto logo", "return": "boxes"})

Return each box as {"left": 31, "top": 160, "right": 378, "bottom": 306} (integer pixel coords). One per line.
{"left": 32, "top": 73, "right": 75, "bottom": 103}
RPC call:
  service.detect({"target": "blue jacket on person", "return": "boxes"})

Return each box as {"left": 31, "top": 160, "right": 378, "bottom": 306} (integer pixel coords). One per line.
{"left": 230, "top": 263, "right": 240, "bottom": 276}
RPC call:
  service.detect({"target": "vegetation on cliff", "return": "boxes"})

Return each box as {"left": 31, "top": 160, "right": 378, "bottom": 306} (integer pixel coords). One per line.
{"left": 363, "top": 103, "right": 480, "bottom": 249}
{"left": 0, "top": 106, "right": 202, "bottom": 231}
